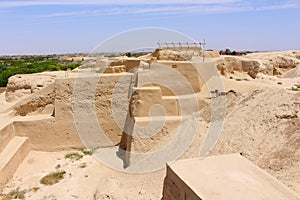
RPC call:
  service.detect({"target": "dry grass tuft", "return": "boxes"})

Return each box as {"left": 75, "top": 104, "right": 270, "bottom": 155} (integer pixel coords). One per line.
{"left": 65, "top": 152, "right": 83, "bottom": 160}
{"left": 0, "top": 187, "right": 26, "bottom": 200}
{"left": 40, "top": 171, "right": 66, "bottom": 185}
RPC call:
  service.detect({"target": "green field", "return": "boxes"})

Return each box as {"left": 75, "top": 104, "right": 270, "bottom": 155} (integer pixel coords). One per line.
{"left": 0, "top": 56, "right": 82, "bottom": 87}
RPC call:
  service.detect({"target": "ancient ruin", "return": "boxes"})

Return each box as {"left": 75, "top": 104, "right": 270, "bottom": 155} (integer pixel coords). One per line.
{"left": 0, "top": 46, "right": 300, "bottom": 199}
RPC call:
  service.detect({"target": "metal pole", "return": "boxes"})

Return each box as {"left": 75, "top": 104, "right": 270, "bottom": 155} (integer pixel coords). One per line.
{"left": 202, "top": 40, "right": 206, "bottom": 62}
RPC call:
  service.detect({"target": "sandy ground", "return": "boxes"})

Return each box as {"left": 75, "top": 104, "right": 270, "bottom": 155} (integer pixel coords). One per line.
{"left": 2, "top": 151, "right": 164, "bottom": 200}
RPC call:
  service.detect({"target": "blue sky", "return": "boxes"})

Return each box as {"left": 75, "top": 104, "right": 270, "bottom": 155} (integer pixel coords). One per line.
{"left": 0, "top": 0, "right": 299, "bottom": 55}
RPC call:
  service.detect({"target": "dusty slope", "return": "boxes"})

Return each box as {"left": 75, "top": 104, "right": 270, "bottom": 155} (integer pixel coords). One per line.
{"left": 186, "top": 76, "right": 300, "bottom": 194}
{"left": 211, "top": 86, "right": 300, "bottom": 193}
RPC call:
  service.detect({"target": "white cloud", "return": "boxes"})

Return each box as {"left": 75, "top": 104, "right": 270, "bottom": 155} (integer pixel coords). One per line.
{"left": 38, "top": 2, "right": 300, "bottom": 18}
{"left": 2, "top": 0, "right": 299, "bottom": 18}
{"left": 0, "top": 0, "right": 241, "bottom": 7}
{"left": 256, "top": 3, "right": 299, "bottom": 11}
{"left": 39, "top": 6, "right": 231, "bottom": 18}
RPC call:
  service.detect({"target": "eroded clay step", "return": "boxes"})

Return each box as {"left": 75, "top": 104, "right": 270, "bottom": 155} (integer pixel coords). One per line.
{"left": 0, "top": 136, "right": 30, "bottom": 191}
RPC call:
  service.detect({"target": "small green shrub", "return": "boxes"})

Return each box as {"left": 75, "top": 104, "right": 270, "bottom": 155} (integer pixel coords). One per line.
{"left": 277, "top": 82, "right": 283, "bottom": 85}
{"left": 40, "top": 171, "right": 66, "bottom": 185}
{"left": 236, "top": 78, "right": 242, "bottom": 81}
{"left": 65, "top": 153, "right": 83, "bottom": 160}
{"left": 289, "top": 86, "right": 300, "bottom": 91}
{"left": 65, "top": 149, "right": 92, "bottom": 162}
{"left": 0, "top": 187, "right": 26, "bottom": 199}
{"left": 81, "top": 149, "right": 93, "bottom": 156}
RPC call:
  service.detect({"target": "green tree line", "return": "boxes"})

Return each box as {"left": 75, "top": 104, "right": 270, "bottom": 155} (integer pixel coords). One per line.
{"left": 0, "top": 57, "right": 81, "bottom": 87}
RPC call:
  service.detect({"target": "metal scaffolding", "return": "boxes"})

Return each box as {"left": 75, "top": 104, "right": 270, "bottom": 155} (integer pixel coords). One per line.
{"left": 157, "top": 41, "right": 206, "bottom": 61}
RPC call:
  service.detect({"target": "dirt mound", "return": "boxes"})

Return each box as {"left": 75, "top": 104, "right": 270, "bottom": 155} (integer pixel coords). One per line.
{"left": 206, "top": 51, "right": 220, "bottom": 58}
{"left": 151, "top": 47, "right": 203, "bottom": 61}
{"left": 211, "top": 88, "right": 300, "bottom": 193}
{"left": 151, "top": 48, "right": 188, "bottom": 61}
{"left": 217, "top": 56, "right": 261, "bottom": 78}
{"left": 5, "top": 74, "right": 55, "bottom": 102}
{"left": 284, "top": 65, "right": 300, "bottom": 78}
{"left": 218, "top": 51, "right": 300, "bottom": 78}
{"left": 244, "top": 51, "right": 300, "bottom": 76}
